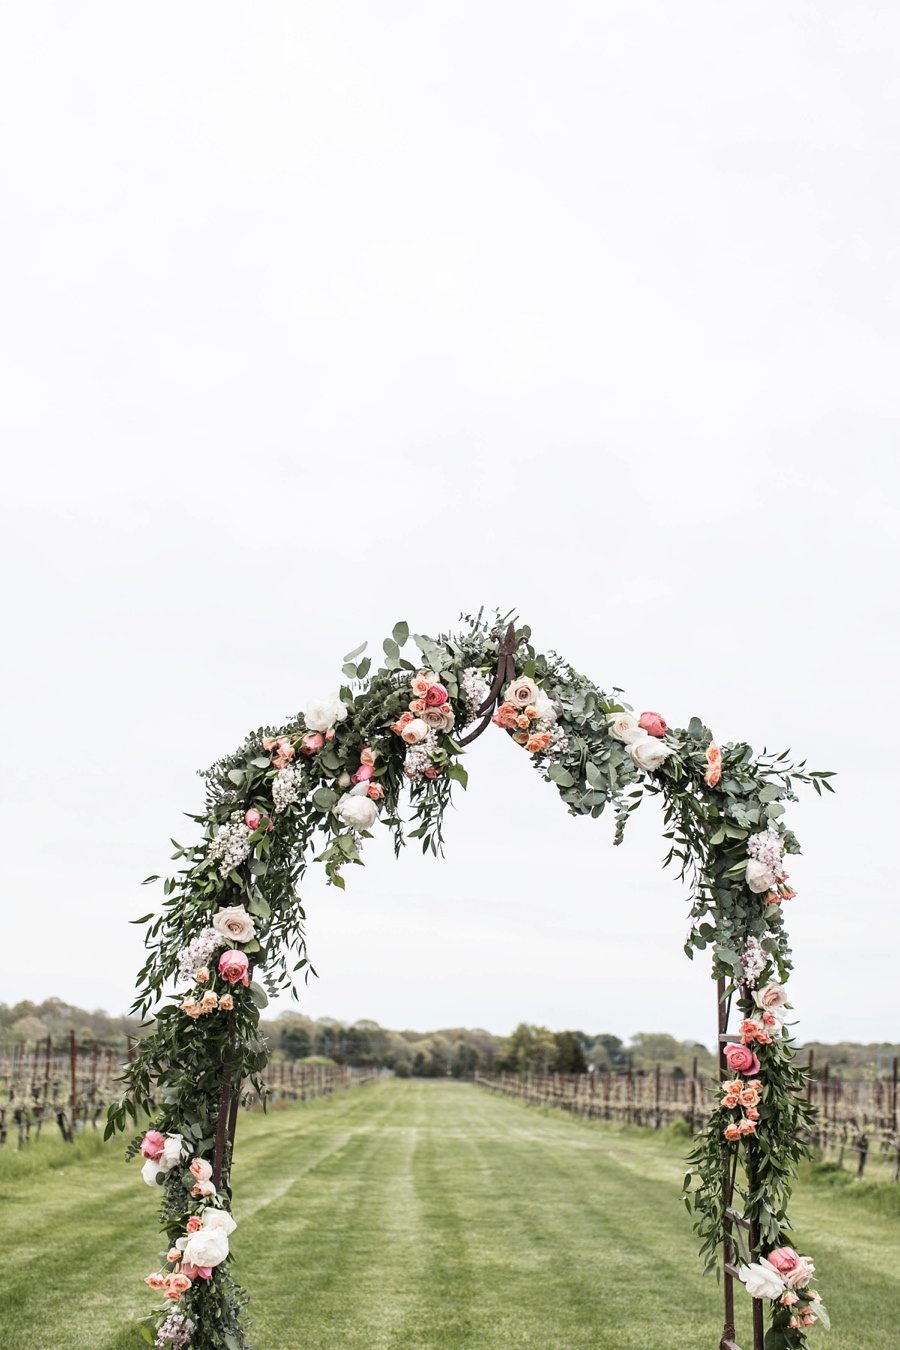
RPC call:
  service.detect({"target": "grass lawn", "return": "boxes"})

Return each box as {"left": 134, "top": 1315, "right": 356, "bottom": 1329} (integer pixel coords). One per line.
{"left": 1, "top": 1078, "right": 897, "bottom": 1348}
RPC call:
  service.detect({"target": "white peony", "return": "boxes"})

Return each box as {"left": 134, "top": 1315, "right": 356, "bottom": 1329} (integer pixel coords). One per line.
{"left": 336, "top": 791, "right": 379, "bottom": 832}
{"left": 141, "top": 1158, "right": 162, "bottom": 1186}
{"left": 305, "top": 694, "right": 348, "bottom": 733}
{"left": 608, "top": 712, "right": 642, "bottom": 744}
{"left": 628, "top": 735, "right": 672, "bottom": 772}
{"left": 745, "top": 859, "right": 775, "bottom": 894}
{"left": 535, "top": 695, "right": 557, "bottom": 724}
{"left": 202, "top": 1207, "right": 237, "bottom": 1236}
{"left": 181, "top": 1225, "right": 230, "bottom": 1269}
{"left": 739, "top": 1259, "right": 785, "bottom": 1300}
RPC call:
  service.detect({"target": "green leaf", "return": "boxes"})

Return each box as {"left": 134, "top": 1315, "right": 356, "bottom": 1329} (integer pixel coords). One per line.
{"left": 585, "top": 761, "right": 605, "bottom": 789}
{"left": 313, "top": 787, "right": 339, "bottom": 811}
{"left": 343, "top": 640, "right": 367, "bottom": 662}
{"left": 129, "top": 913, "right": 155, "bottom": 924}
{"left": 392, "top": 620, "right": 409, "bottom": 647}
{"left": 249, "top": 981, "right": 269, "bottom": 1009}
{"left": 342, "top": 662, "right": 358, "bottom": 679}
{"left": 227, "top": 768, "right": 245, "bottom": 787}
{"left": 383, "top": 638, "right": 401, "bottom": 664}
{"left": 357, "top": 656, "right": 371, "bottom": 679}
{"left": 447, "top": 762, "right": 469, "bottom": 788}
{"left": 549, "top": 765, "right": 576, "bottom": 788}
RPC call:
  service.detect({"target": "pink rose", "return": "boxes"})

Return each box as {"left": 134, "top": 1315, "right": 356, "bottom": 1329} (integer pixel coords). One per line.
{"left": 639, "top": 711, "right": 667, "bottom": 737}
{"left": 424, "top": 683, "right": 448, "bottom": 707}
{"left": 218, "top": 949, "right": 250, "bottom": 987}
{"left": 300, "top": 732, "right": 325, "bottom": 756}
{"left": 244, "top": 808, "right": 262, "bottom": 830}
{"left": 181, "top": 1263, "right": 213, "bottom": 1281}
{"left": 767, "top": 1248, "right": 801, "bottom": 1276}
{"left": 261, "top": 736, "right": 277, "bottom": 751}
{"left": 723, "top": 1043, "right": 761, "bottom": 1076}
{"left": 367, "top": 783, "right": 384, "bottom": 801}
{"left": 352, "top": 763, "right": 374, "bottom": 784}
{"left": 190, "top": 1158, "right": 213, "bottom": 1182}
{"left": 186, "top": 1216, "right": 203, "bottom": 1233}
{"left": 140, "top": 1130, "right": 166, "bottom": 1161}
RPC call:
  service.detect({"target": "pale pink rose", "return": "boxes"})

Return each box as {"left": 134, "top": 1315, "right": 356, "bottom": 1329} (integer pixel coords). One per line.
{"left": 505, "top": 676, "right": 540, "bottom": 708}
{"left": 219, "top": 993, "right": 234, "bottom": 1011}
{"left": 166, "top": 1247, "right": 182, "bottom": 1264}
{"left": 244, "top": 808, "right": 262, "bottom": 830}
{"left": 300, "top": 732, "right": 325, "bottom": 756}
{"left": 195, "top": 968, "right": 209, "bottom": 984}
{"left": 218, "top": 949, "right": 250, "bottom": 987}
{"left": 261, "top": 736, "right": 277, "bottom": 751}
{"left": 140, "top": 1130, "right": 166, "bottom": 1161}
{"left": 190, "top": 1158, "right": 213, "bottom": 1183}
{"left": 352, "top": 763, "right": 374, "bottom": 783}
{"left": 192, "top": 1179, "right": 216, "bottom": 1197}
{"left": 181, "top": 1263, "right": 213, "bottom": 1281}
{"left": 367, "top": 783, "right": 384, "bottom": 801}
{"left": 638, "top": 711, "right": 667, "bottom": 737}
{"left": 723, "top": 1043, "right": 761, "bottom": 1076}
{"left": 424, "top": 683, "right": 448, "bottom": 707}
{"left": 408, "top": 697, "right": 427, "bottom": 714}
{"left": 755, "top": 982, "right": 788, "bottom": 1010}
{"left": 360, "top": 747, "right": 377, "bottom": 766}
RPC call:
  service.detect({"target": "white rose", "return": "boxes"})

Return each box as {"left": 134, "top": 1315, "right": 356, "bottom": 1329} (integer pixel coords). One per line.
{"left": 745, "top": 859, "right": 775, "bottom": 894}
{"left": 336, "top": 793, "right": 379, "bottom": 832}
{"left": 305, "top": 694, "right": 348, "bottom": 733}
{"left": 157, "top": 1134, "right": 184, "bottom": 1174}
{"left": 401, "top": 717, "right": 429, "bottom": 745}
{"left": 337, "top": 772, "right": 352, "bottom": 788}
{"left": 141, "top": 1159, "right": 162, "bottom": 1186}
{"left": 608, "top": 713, "right": 643, "bottom": 744}
{"left": 628, "top": 736, "right": 672, "bottom": 772}
{"left": 504, "top": 676, "right": 540, "bottom": 708}
{"left": 181, "top": 1226, "right": 230, "bottom": 1269}
{"left": 739, "top": 1259, "right": 785, "bottom": 1300}
{"left": 535, "top": 695, "right": 557, "bottom": 724}
{"left": 212, "top": 905, "right": 256, "bottom": 945}
{"left": 202, "top": 1207, "right": 237, "bottom": 1236}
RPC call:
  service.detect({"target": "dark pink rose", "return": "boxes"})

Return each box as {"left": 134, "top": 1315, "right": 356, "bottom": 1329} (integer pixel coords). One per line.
{"left": 181, "top": 1264, "right": 213, "bottom": 1281}
{"left": 300, "top": 732, "right": 325, "bottom": 756}
{"left": 639, "top": 711, "right": 667, "bottom": 737}
{"left": 218, "top": 949, "right": 250, "bottom": 987}
{"left": 352, "top": 763, "right": 374, "bottom": 784}
{"left": 140, "top": 1129, "right": 166, "bottom": 1161}
{"left": 767, "top": 1248, "right": 801, "bottom": 1276}
{"left": 723, "top": 1043, "right": 761, "bottom": 1076}
{"left": 424, "top": 683, "right": 448, "bottom": 707}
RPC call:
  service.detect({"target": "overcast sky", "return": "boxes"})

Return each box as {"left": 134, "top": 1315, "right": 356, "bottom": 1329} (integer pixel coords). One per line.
{"left": 1, "top": 4, "right": 898, "bottom": 1048}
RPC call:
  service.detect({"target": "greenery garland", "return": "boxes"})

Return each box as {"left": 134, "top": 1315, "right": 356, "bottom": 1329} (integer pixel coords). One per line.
{"left": 108, "top": 612, "right": 833, "bottom": 1349}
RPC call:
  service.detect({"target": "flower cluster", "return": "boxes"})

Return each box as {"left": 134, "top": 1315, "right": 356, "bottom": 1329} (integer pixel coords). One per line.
{"left": 461, "top": 666, "right": 490, "bottom": 723}
{"left": 154, "top": 1312, "right": 194, "bottom": 1349}
{"left": 740, "top": 935, "right": 767, "bottom": 986}
{"left": 180, "top": 908, "right": 255, "bottom": 1018}
{"left": 720, "top": 1077, "right": 761, "bottom": 1140}
{"left": 607, "top": 709, "right": 673, "bottom": 772}
{"left": 492, "top": 676, "right": 566, "bottom": 756}
{"left": 392, "top": 670, "right": 456, "bottom": 779}
{"left": 207, "top": 813, "right": 252, "bottom": 878}
{"left": 142, "top": 1146, "right": 237, "bottom": 1304}
{"left": 176, "top": 928, "right": 223, "bottom": 986}
{"left": 746, "top": 829, "right": 796, "bottom": 905}
{"left": 272, "top": 764, "right": 301, "bottom": 813}
{"left": 739, "top": 1248, "right": 824, "bottom": 1330}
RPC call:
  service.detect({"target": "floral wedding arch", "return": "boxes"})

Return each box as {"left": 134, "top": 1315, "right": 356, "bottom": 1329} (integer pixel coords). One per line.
{"left": 109, "top": 613, "right": 833, "bottom": 1350}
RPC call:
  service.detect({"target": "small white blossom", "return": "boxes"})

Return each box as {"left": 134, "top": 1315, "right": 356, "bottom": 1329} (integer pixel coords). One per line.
{"left": 177, "top": 927, "right": 223, "bottom": 985}
{"left": 272, "top": 765, "right": 301, "bottom": 813}
{"left": 461, "top": 667, "right": 491, "bottom": 724}
{"left": 207, "top": 812, "right": 252, "bottom": 878}
{"left": 747, "top": 829, "right": 785, "bottom": 874}
{"left": 740, "top": 936, "right": 767, "bottom": 987}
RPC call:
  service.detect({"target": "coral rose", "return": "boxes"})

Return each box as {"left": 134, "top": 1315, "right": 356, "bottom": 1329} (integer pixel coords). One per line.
{"left": 367, "top": 783, "right": 384, "bottom": 801}
{"left": 723, "top": 1043, "right": 761, "bottom": 1076}
{"left": 639, "top": 711, "right": 667, "bottom": 737}
{"left": 424, "top": 683, "right": 448, "bottom": 707}
{"left": 739, "top": 1019, "right": 761, "bottom": 1044}
{"left": 218, "top": 949, "right": 250, "bottom": 987}
{"left": 492, "top": 702, "right": 519, "bottom": 730}
{"left": 525, "top": 732, "right": 552, "bottom": 753}
{"left": 164, "top": 1273, "right": 192, "bottom": 1300}
{"left": 186, "top": 1216, "right": 203, "bottom": 1233}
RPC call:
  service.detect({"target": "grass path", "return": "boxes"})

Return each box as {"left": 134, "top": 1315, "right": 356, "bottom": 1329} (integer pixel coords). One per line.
{"left": 0, "top": 1080, "right": 897, "bottom": 1348}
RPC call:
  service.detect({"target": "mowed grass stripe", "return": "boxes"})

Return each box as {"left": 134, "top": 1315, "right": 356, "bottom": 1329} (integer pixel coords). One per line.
{"left": 0, "top": 1079, "right": 896, "bottom": 1348}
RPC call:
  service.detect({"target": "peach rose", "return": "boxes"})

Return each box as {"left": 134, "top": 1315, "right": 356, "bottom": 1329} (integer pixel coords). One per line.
{"left": 195, "top": 968, "right": 209, "bottom": 985}
{"left": 525, "top": 732, "right": 552, "bottom": 753}
{"left": 367, "top": 783, "right": 384, "bottom": 801}
{"left": 192, "top": 1179, "right": 216, "bottom": 1197}
{"left": 722, "top": 1093, "right": 740, "bottom": 1109}
{"left": 723, "top": 1124, "right": 742, "bottom": 1141}
{"left": 164, "top": 1273, "right": 192, "bottom": 1300}
{"left": 145, "top": 1273, "right": 167, "bottom": 1290}
{"left": 705, "top": 743, "right": 722, "bottom": 787}
{"left": 182, "top": 997, "right": 202, "bottom": 1019}
{"left": 391, "top": 711, "right": 414, "bottom": 735}
{"left": 408, "top": 698, "right": 427, "bottom": 714}
{"left": 492, "top": 702, "right": 519, "bottom": 730}
{"left": 515, "top": 714, "right": 529, "bottom": 729}
{"left": 219, "top": 993, "right": 234, "bottom": 1011}
{"left": 186, "top": 1216, "right": 203, "bottom": 1233}
{"left": 167, "top": 1248, "right": 182, "bottom": 1264}
{"left": 513, "top": 732, "right": 529, "bottom": 745}
{"left": 360, "top": 747, "right": 377, "bottom": 766}
{"left": 401, "top": 718, "right": 429, "bottom": 745}
{"left": 747, "top": 1106, "right": 760, "bottom": 1120}
{"left": 738, "top": 1118, "right": 757, "bottom": 1136}
{"left": 200, "top": 992, "right": 218, "bottom": 1014}
{"left": 739, "top": 1019, "right": 760, "bottom": 1044}
{"left": 411, "top": 671, "right": 438, "bottom": 699}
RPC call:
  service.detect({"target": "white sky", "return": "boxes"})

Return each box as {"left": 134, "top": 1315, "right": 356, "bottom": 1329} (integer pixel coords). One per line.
{"left": 1, "top": 3, "right": 898, "bottom": 1047}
